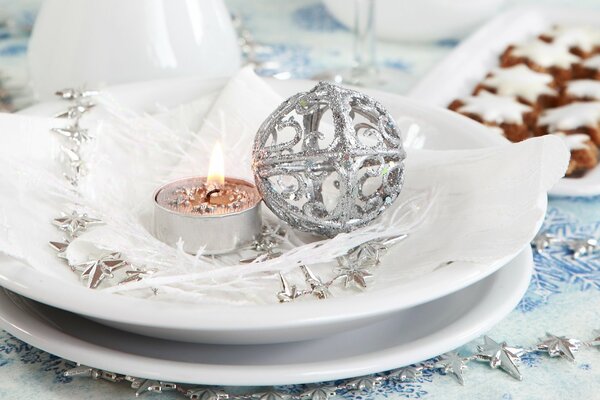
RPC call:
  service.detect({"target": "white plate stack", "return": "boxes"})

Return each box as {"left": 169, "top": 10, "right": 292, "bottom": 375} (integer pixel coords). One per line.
{"left": 0, "top": 76, "right": 540, "bottom": 386}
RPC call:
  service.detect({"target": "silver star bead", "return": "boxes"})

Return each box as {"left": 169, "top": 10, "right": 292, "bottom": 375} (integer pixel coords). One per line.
{"left": 73, "top": 252, "right": 127, "bottom": 289}
{"left": 52, "top": 125, "right": 91, "bottom": 145}
{"left": 568, "top": 238, "right": 599, "bottom": 259}
{"left": 354, "top": 241, "right": 388, "bottom": 267}
{"left": 125, "top": 377, "right": 176, "bottom": 397}
{"left": 435, "top": 352, "right": 468, "bottom": 385}
{"left": 60, "top": 145, "right": 84, "bottom": 172}
{"left": 531, "top": 232, "right": 559, "bottom": 253}
{"left": 536, "top": 332, "right": 582, "bottom": 362}
{"left": 277, "top": 273, "right": 301, "bottom": 302}
{"left": 344, "top": 376, "right": 380, "bottom": 391}
{"left": 186, "top": 388, "right": 228, "bottom": 400}
{"left": 589, "top": 329, "right": 600, "bottom": 348}
{"left": 55, "top": 103, "right": 95, "bottom": 119}
{"left": 53, "top": 211, "right": 102, "bottom": 238}
{"left": 301, "top": 265, "right": 331, "bottom": 299}
{"left": 253, "top": 391, "right": 289, "bottom": 400}
{"left": 388, "top": 365, "right": 423, "bottom": 381}
{"left": 252, "top": 226, "right": 286, "bottom": 252}
{"left": 119, "top": 266, "right": 157, "bottom": 285}
{"left": 49, "top": 241, "right": 69, "bottom": 260}
{"left": 64, "top": 365, "right": 121, "bottom": 382}
{"left": 474, "top": 336, "right": 524, "bottom": 381}
{"left": 55, "top": 88, "right": 98, "bottom": 100}
{"left": 334, "top": 256, "right": 372, "bottom": 289}
{"left": 240, "top": 226, "right": 286, "bottom": 263}
{"left": 300, "top": 387, "right": 336, "bottom": 400}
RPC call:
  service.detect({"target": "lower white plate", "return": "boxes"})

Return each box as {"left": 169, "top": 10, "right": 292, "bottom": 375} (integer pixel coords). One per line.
{"left": 0, "top": 248, "right": 532, "bottom": 386}
{"left": 409, "top": 5, "right": 600, "bottom": 197}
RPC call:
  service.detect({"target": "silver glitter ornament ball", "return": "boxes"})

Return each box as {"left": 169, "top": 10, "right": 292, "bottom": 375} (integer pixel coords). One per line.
{"left": 252, "top": 82, "right": 406, "bottom": 237}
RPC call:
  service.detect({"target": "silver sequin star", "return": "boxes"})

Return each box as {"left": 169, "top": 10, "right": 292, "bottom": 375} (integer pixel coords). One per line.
{"left": 55, "top": 88, "right": 98, "bottom": 100}
{"left": 52, "top": 125, "right": 91, "bottom": 146}
{"left": 53, "top": 211, "right": 102, "bottom": 238}
{"left": 119, "top": 266, "right": 157, "bottom": 285}
{"left": 531, "top": 232, "right": 559, "bottom": 253}
{"left": 536, "top": 332, "right": 582, "bottom": 362}
{"left": 64, "top": 365, "right": 120, "bottom": 382}
{"left": 334, "top": 256, "right": 372, "bottom": 289}
{"left": 590, "top": 330, "right": 600, "bottom": 349}
{"left": 48, "top": 241, "right": 69, "bottom": 260}
{"left": 301, "top": 265, "right": 331, "bottom": 299}
{"left": 474, "top": 336, "right": 524, "bottom": 380}
{"left": 276, "top": 273, "right": 301, "bottom": 303}
{"left": 388, "top": 365, "right": 423, "bottom": 381}
{"left": 344, "top": 376, "right": 381, "bottom": 391}
{"left": 186, "top": 388, "right": 228, "bottom": 400}
{"left": 55, "top": 103, "right": 95, "bottom": 119}
{"left": 300, "top": 387, "right": 336, "bottom": 400}
{"left": 568, "top": 238, "right": 599, "bottom": 259}
{"left": 353, "top": 234, "right": 408, "bottom": 267}
{"left": 354, "top": 241, "right": 388, "bottom": 267}
{"left": 253, "top": 391, "right": 289, "bottom": 400}
{"left": 72, "top": 252, "right": 127, "bottom": 289}
{"left": 435, "top": 352, "right": 468, "bottom": 385}
{"left": 125, "top": 377, "right": 177, "bottom": 397}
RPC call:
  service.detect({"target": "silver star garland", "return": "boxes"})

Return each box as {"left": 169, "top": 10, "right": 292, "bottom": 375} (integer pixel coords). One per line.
{"left": 274, "top": 234, "right": 408, "bottom": 302}
{"left": 63, "top": 329, "right": 600, "bottom": 398}
{"left": 48, "top": 89, "right": 135, "bottom": 290}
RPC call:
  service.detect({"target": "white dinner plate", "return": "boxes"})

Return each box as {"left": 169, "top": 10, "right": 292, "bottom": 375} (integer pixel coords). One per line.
{"left": 0, "top": 248, "right": 533, "bottom": 386}
{"left": 409, "top": 5, "right": 600, "bottom": 197}
{"left": 0, "top": 76, "right": 535, "bottom": 345}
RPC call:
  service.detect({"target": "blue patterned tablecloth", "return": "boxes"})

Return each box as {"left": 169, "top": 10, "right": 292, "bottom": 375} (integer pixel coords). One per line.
{"left": 1, "top": 1, "right": 600, "bottom": 399}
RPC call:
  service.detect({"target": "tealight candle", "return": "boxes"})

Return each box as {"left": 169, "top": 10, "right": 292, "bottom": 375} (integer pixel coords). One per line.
{"left": 153, "top": 144, "right": 262, "bottom": 255}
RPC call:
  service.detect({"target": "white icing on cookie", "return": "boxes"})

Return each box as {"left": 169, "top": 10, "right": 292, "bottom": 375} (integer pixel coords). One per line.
{"left": 551, "top": 131, "right": 592, "bottom": 150}
{"left": 539, "top": 102, "right": 600, "bottom": 130}
{"left": 457, "top": 91, "right": 532, "bottom": 124}
{"left": 482, "top": 65, "right": 555, "bottom": 103}
{"left": 567, "top": 80, "right": 600, "bottom": 100}
{"left": 583, "top": 54, "right": 600, "bottom": 70}
{"left": 511, "top": 39, "right": 580, "bottom": 68}
{"left": 487, "top": 126, "right": 505, "bottom": 136}
{"left": 544, "top": 25, "right": 600, "bottom": 53}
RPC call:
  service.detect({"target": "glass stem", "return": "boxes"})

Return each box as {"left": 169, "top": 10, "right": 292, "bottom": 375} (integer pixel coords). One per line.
{"left": 352, "top": 0, "right": 377, "bottom": 79}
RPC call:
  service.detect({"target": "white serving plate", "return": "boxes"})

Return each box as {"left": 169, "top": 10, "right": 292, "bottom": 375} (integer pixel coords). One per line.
{"left": 409, "top": 5, "right": 600, "bottom": 197}
{"left": 0, "top": 248, "right": 533, "bottom": 386}
{"left": 0, "top": 76, "right": 533, "bottom": 345}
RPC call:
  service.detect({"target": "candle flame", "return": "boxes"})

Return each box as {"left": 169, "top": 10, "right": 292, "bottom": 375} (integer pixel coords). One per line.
{"left": 207, "top": 142, "right": 225, "bottom": 186}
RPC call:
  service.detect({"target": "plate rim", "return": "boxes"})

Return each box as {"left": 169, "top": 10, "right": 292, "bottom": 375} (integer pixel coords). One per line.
{"left": 0, "top": 248, "right": 533, "bottom": 386}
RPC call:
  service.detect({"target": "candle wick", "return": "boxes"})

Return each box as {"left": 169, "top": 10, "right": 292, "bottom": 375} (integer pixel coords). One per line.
{"left": 206, "top": 188, "right": 221, "bottom": 201}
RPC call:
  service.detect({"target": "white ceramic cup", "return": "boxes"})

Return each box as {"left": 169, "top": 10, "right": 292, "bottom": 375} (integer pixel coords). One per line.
{"left": 28, "top": 0, "right": 241, "bottom": 101}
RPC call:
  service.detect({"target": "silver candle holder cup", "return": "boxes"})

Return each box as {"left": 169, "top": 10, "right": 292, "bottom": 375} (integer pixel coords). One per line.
{"left": 153, "top": 177, "right": 262, "bottom": 255}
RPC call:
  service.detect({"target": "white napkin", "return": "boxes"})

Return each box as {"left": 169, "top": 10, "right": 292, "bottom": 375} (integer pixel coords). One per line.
{"left": 0, "top": 67, "right": 569, "bottom": 305}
